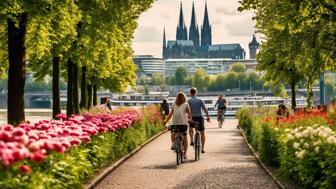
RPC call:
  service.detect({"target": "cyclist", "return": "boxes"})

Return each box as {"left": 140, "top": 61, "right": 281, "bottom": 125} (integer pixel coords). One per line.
{"left": 214, "top": 94, "right": 227, "bottom": 127}
{"left": 164, "top": 92, "right": 192, "bottom": 159}
{"left": 188, "top": 88, "right": 210, "bottom": 153}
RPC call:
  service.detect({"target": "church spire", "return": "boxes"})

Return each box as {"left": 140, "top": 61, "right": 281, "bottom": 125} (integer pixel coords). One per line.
{"left": 163, "top": 27, "right": 166, "bottom": 49}
{"left": 189, "top": 2, "right": 200, "bottom": 46}
{"left": 176, "top": 2, "right": 188, "bottom": 40}
{"left": 203, "top": 1, "right": 210, "bottom": 29}
{"left": 178, "top": 2, "right": 185, "bottom": 29}
{"left": 190, "top": 2, "right": 198, "bottom": 30}
{"left": 201, "top": 0, "right": 212, "bottom": 46}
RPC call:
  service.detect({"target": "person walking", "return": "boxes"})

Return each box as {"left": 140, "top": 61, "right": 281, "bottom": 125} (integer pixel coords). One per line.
{"left": 160, "top": 98, "right": 170, "bottom": 118}
{"left": 164, "top": 92, "right": 192, "bottom": 159}
{"left": 188, "top": 88, "right": 210, "bottom": 153}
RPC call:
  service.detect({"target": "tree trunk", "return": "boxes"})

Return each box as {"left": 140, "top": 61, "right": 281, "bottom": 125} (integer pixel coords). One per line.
{"left": 290, "top": 80, "right": 296, "bottom": 110}
{"left": 80, "top": 66, "right": 87, "bottom": 109}
{"left": 87, "top": 83, "right": 92, "bottom": 109}
{"left": 93, "top": 84, "right": 97, "bottom": 106}
{"left": 73, "top": 64, "right": 80, "bottom": 114}
{"left": 66, "top": 59, "right": 74, "bottom": 117}
{"left": 7, "top": 13, "right": 27, "bottom": 125}
{"left": 52, "top": 56, "right": 61, "bottom": 119}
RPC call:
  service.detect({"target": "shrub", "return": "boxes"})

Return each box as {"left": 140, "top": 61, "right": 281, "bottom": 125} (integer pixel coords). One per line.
{"left": 236, "top": 108, "right": 253, "bottom": 142}
{"left": 258, "top": 122, "right": 280, "bottom": 167}
{"left": 237, "top": 107, "right": 336, "bottom": 188}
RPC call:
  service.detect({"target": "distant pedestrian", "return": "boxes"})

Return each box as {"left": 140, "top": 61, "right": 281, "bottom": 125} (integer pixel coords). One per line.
{"left": 276, "top": 104, "right": 289, "bottom": 122}
{"left": 188, "top": 87, "right": 210, "bottom": 153}
{"left": 161, "top": 98, "right": 170, "bottom": 116}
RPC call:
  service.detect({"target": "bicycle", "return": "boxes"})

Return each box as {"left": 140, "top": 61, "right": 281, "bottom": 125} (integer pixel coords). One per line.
{"left": 168, "top": 125, "right": 185, "bottom": 165}
{"left": 190, "top": 121, "right": 201, "bottom": 161}
{"left": 217, "top": 108, "right": 225, "bottom": 128}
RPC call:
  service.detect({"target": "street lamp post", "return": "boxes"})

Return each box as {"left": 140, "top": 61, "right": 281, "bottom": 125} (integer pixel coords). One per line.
{"left": 238, "top": 80, "right": 240, "bottom": 91}
{"left": 320, "top": 73, "right": 325, "bottom": 104}
{"left": 249, "top": 81, "right": 252, "bottom": 92}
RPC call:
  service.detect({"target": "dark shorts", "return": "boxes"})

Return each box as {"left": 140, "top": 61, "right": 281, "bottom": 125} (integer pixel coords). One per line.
{"left": 191, "top": 116, "right": 205, "bottom": 131}
{"left": 218, "top": 106, "right": 226, "bottom": 110}
{"left": 170, "top": 125, "right": 188, "bottom": 136}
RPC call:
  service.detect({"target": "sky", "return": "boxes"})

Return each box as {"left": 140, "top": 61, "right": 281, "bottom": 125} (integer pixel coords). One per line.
{"left": 132, "top": 0, "right": 258, "bottom": 58}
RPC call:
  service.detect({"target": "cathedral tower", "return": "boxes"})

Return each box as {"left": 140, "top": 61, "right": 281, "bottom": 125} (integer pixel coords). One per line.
{"left": 201, "top": 1, "right": 212, "bottom": 46}
{"left": 176, "top": 2, "right": 188, "bottom": 40}
{"left": 248, "top": 34, "right": 259, "bottom": 59}
{"left": 189, "top": 2, "right": 200, "bottom": 46}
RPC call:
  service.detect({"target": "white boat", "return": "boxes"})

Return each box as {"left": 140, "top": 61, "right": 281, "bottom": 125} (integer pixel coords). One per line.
{"left": 110, "top": 94, "right": 307, "bottom": 117}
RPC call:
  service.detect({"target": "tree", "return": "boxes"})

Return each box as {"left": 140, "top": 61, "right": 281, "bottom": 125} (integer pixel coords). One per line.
{"left": 239, "top": 0, "right": 336, "bottom": 109}
{"left": 223, "top": 72, "right": 237, "bottom": 90}
{"left": 236, "top": 72, "right": 248, "bottom": 90}
{"left": 0, "top": 1, "right": 62, "bottom": 124}
{"left": 192, "top": 68, "right": 207, "bottom": 91}
{"left": 175, "top": 66, "right": 187, "bottom": 86}
{"left": 151, "top": 73, "right": 165, "bottom": 85}
{"left": 230, "top": 63, "right": 246, "bottom": 73}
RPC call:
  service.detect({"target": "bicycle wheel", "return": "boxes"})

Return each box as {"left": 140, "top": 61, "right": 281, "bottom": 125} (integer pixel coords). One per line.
{"left": 175, "top": 138, "right": 181, "bottom": 165}
{"left": 194, "top": 132, "right": 200, "bottom": 160}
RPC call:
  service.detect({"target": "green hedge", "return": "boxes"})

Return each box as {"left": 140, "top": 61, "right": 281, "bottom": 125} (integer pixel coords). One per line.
{"left": 237, "top": 107, "right": 280, "bottom": 167}
{"left": 237, "top": 107, "right": 336, "bottom": 188}
{"left": 0, "top": 116, "right": 163, "bottom": 189}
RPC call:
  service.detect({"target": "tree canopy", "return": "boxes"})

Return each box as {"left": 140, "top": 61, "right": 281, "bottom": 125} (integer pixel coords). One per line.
{"left": 239, "top": 0, "right": 336, "bottom": 108}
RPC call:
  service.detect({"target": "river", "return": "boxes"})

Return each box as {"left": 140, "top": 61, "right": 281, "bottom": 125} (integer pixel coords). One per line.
{"left": 0, "top": 109, "right": 65, "bottom": 124}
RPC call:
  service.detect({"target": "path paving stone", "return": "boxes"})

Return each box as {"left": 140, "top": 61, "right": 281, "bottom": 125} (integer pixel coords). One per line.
{"left": 95, "top": 119, "right": 279, "bottom": 189}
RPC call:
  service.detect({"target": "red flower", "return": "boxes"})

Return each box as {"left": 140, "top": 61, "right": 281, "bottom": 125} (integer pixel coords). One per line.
{"left": 30, "top": 151, "right": 45, "bottom": 163}
{"left": 20, "top": 165, "right": 32, "bottom": 175}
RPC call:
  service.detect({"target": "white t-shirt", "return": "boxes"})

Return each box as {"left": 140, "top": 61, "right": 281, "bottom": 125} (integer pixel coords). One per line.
{"left": 172, "top": 103, "right": 188, "bottom": 126}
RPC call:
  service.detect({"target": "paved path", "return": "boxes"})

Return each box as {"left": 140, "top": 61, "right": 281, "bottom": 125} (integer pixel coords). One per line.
{"left": 95, "top": 119, "right": 279, "bottom": 189}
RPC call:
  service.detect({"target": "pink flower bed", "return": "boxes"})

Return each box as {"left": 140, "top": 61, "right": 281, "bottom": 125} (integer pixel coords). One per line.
{"left": 0, "top": 110, "right": 142, "bottom": 167}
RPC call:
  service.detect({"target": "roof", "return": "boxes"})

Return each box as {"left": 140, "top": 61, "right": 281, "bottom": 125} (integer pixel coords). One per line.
{"left": 167, "top": 40, "right": 194, "bottom": 48}
{"left": 249, "top": 34, "right": 259, "bottom": 47}
{"left": 209, "top": 44, "right": 243, "bottom": 51}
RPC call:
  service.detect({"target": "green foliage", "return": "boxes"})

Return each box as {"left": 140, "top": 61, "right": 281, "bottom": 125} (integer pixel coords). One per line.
{"left": 144, "top": 84, "right": 149, "bottom": 95}
{"left": 258, "top": 122, "right": 280, "bottom": 167}
{"left": 24, "top": 79, "right": 67, "bottom": 92}
{"left": 230, "top": 63, "right": 246, "bottom": 73}
{"left": 237, "top": 106, "right": 336, "bottom": 188}
{"left": 175, "top": 66, "right": 187, "bottom": 86}
{"left": 150, "top": 73, "right": 165, "bottom": 86}
{"left": 236, "top": 108, "right": 254, "bottom": 142}
{"left": 239, "top": 0, "right": 336, "bottom": 108}
{"left": 192, "top": 68, "right": 207, "bottom": 91}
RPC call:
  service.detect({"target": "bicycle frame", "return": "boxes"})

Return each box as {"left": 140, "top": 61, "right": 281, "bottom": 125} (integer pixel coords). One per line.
{"left": 169, "top": 125, "right": 184, "bottom": 165}
{"left": 190, "top": 121, "right": 201, "bottom": 161}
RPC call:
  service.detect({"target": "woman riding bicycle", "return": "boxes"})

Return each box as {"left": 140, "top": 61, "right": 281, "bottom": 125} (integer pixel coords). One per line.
{"left": 164, "top": 92, "right": 192, "bottom": 159}
{"left": 214, "top": 94, "right": 227, "bottom": 127}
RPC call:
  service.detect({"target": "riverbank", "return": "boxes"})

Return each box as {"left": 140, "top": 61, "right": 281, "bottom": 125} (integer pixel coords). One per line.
{"left": 0, "top": 109, "right": 66, "bottom": 124}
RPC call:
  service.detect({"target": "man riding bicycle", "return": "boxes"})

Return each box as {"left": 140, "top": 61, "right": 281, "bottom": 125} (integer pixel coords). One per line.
{"left": 188, "top": 88, "right": 210, "bottom": 153}
{"left": 214, "top": 94, "right": 227, "bottom": 128}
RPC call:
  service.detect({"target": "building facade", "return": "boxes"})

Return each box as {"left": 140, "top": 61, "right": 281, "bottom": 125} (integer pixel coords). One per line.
{"left": 162, "top": 2, "right": 247, "bottom": 60}
{"left": 141, "top": 59, "right": 165, "bottom": 76}
{"left": 165, "top": 58, "right": 257, "bottom": 76}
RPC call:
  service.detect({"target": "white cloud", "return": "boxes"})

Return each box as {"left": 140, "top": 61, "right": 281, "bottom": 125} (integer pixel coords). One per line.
{"left": 133, "top": 26, "right": 161, "bottom": 42}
